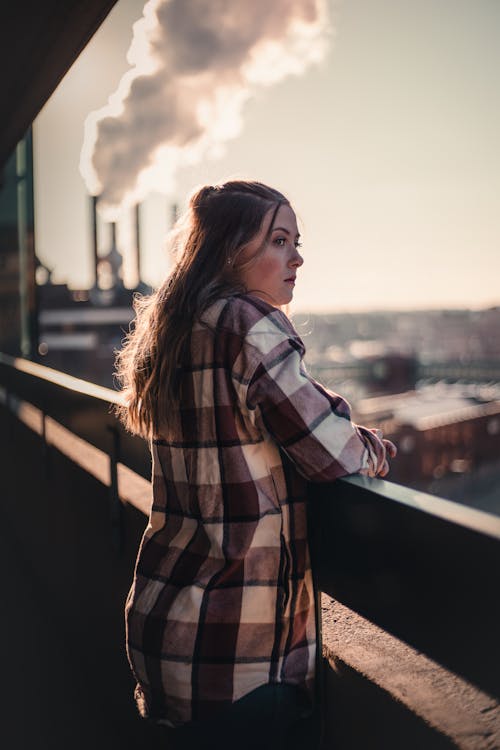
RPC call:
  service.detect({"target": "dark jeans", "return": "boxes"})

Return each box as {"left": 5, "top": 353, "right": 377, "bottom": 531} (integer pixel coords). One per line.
{"left": 161, "top": 683, "right": 321, "bottom": 750}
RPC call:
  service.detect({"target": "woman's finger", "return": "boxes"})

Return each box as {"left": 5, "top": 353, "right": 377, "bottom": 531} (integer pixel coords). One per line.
{"left": 383, "top": 439, "right": 397, "bottom": 458}
{"left": 377, "top": 459, "right": 389, "bottom": 477}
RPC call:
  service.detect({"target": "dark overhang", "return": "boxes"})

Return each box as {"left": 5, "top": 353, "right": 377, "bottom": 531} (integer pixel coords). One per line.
{"left": 0, "top": 0, "right": 118, "bottom": 168}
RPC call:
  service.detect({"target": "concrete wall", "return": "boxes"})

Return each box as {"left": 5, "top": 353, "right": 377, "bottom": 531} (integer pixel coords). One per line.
{"left": 1, "top": 401, "right": 498, "bottom": 749}
{"left": 0, "top": 403, "right": 166, "bottom": 749}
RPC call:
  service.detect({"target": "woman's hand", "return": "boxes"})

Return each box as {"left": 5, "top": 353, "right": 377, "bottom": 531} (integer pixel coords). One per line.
{"left": 377, "top": 438, "right": 398, "bottom": 477}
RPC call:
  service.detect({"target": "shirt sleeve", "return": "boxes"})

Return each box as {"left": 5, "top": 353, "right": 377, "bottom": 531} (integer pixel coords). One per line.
{"left": 246, "top": 333, "right": 387, "bottom": 481}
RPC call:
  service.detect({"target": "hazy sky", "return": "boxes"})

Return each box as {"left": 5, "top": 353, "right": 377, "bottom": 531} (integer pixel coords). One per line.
{"left": 33, "top": 0, "right": 500, "bottom": 312}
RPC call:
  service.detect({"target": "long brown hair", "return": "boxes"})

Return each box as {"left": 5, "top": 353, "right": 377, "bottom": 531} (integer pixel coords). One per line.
{"left": 115, "top": 180, "right": 289, "bottom": 438}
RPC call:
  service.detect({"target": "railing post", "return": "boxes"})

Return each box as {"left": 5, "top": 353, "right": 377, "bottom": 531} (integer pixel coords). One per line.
{"left": 107, "top": 425, "right": 123, "bottom": 554}
{"left": 5, "top": 388, "right": 13, "bottom": 442}
{"left": 40, "top": 410, "right": 51, "bottom": 482}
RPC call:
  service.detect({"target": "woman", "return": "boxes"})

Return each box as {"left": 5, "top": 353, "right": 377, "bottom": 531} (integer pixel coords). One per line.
{"left": 116, "top": 180, "right": 396, "bottom": 749}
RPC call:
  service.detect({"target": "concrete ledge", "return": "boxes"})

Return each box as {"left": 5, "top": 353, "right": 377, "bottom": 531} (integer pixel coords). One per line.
{"left": 1, "top": 391, "right": 152, "bottom": 515}
{"left": 3, "top": 390, "right": 499, "bottom": 748}
{"left": 322, "top": 596, "right": 500, "bottom": 749}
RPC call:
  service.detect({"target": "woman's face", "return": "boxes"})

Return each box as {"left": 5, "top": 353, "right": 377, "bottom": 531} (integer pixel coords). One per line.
{"left": 237, "top": 204, "right": 303, "bottom": 306}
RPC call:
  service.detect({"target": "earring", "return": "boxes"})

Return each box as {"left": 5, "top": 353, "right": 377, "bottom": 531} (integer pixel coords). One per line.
{"left": 226, "top": 257, "right": 232, "bottom": 265}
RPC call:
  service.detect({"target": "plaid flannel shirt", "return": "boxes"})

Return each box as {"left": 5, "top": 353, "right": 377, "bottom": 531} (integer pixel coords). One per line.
{"left": 125, "top": 293, "right": 387, "bottom": 727}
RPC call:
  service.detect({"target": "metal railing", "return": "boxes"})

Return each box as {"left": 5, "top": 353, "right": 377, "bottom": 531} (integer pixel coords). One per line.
{"left": 1, "top": 352, "right": 499, "bottom": 702}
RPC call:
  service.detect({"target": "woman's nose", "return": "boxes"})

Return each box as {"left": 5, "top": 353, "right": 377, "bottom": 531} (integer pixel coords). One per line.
{"left": 290, "top": 248, "right": 304, "bottom": 267}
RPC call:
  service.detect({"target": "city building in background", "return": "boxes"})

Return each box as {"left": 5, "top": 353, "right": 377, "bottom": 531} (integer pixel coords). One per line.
{"left": 36, "top": 198, "right": 152, "bottom": 387}
{"left": 299, "top": 309, "right": 500, "bottom": 514}
{"left": 0, "top": 130, "right": 37, "bottom": 359}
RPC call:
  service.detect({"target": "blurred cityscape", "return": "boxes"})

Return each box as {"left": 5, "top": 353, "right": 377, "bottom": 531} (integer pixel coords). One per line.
{"left": 296, "top": 307, "right": 500, "bottom": 515}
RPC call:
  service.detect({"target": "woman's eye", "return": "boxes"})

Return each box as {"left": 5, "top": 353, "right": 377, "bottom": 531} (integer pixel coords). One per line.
{"left": 273, "top": 237, "right": 302, "bottom": 249}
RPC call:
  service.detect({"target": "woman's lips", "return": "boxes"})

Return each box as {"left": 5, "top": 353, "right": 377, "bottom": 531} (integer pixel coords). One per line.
{"left": 285, "top": 277, "right": 296, "bottom": 284}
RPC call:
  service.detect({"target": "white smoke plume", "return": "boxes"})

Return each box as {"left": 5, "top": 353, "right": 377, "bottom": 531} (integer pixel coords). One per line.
{"left": 80, "top": 0, "right": 331, "bottom": 218}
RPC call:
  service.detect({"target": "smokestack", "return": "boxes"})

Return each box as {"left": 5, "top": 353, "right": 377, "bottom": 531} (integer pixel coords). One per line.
{"left": 91, "top": 194, "right": 99, "bottom": 288}
{"left": 80, "top": 0, "right": 330, "bottom": 217}
{"left": 111, "top": 221, "right": 117, "bottom": 250}
{"left": 108, "top": 221, "right": 124, "bottom": 288}
{"left": 135, "top": 203, "right": 141, "bottom": 284}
